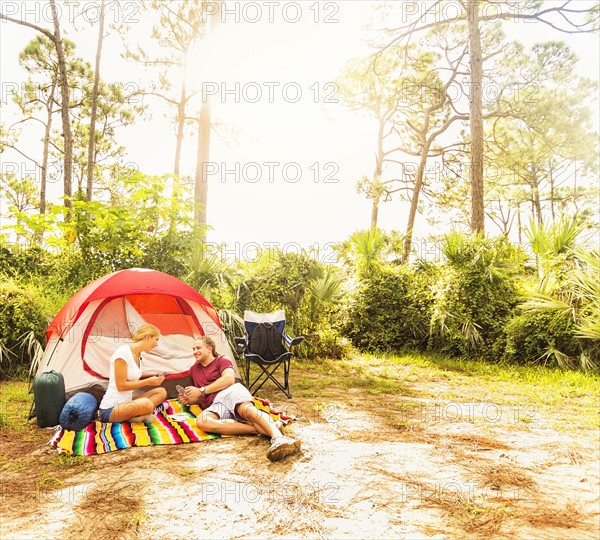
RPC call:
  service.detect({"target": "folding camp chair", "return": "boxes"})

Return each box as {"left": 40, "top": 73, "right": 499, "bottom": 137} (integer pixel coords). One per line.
{"left": 235, "top": 310, "right": 304, "bottom": 398}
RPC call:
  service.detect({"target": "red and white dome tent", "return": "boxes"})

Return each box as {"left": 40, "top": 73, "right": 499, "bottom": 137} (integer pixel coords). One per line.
{"left": 36, "top": 268, "right": 238, "bottom": 400}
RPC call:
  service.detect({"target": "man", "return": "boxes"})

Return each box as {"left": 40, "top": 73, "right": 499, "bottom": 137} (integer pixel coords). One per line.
{"left": 178, "top": 336, "right": 301, "bottom": 462}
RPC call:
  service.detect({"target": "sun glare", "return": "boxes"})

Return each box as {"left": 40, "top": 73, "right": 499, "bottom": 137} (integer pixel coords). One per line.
{"left": 186, "top": 7, "right": 367, "bottom": 141}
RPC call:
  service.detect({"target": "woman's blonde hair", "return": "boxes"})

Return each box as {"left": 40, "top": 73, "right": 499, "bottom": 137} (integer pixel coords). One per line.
{"left": 132, "top": 323, "right": 160, "bottom": 342}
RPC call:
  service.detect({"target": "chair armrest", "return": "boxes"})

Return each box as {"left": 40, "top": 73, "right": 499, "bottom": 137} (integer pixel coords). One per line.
{"left": 288, "top": 335, "right": 305, "bottom": 348}
{"left": 234, "top": 336, "right": 247, "bottom": 354}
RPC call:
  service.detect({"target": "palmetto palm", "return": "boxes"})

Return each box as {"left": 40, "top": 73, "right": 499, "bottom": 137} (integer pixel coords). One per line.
{"left": 305, "top": 266, "right": 346, "bottom": 333}
{"left": 335, "top": 228, "right": 405, "bottom": 272}
{"left": 439, "top": 230, "right": 523, "bottom": 281}
{"left": 524, "top": 216, "right": 586, "bottom": 287}
{"left": 522, "top": 218, "right": 599, "bottom": 369}
{"left": 307, "top": 267, "right": 345, "bottom": 304}
{"left": 521, "top": 250, "right": 599, "bottom": 335}
{"left": 184, "top": 244, "right": 239, "bottom": 302}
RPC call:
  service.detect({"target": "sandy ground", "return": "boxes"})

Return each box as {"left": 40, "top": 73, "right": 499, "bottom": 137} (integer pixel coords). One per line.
{"left": 1, "top": 390, "right": 599, "bottom": 539}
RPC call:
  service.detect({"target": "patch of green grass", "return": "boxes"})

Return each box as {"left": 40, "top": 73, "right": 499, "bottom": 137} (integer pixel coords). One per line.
{"left": 0, "top": 380, "right": 34, "bottom": 432}
{"left": 48, "top": 454, "right": 92, "bottom": 471}
{"left": 0, "top": 454, "right": 34, "bottom": 473}
{"left": 340, "top": 375, "right": 409, "bottom": 394}
{"left": 293, "top": 352, "right": 599, "bottom": 431}
{"left": 385, "top": 352, "right": 599, "bottom": 389}
{"left": 292, "top": 357, "right": 412, "bottom": 396}
{"left": 293, "top": 376, "right": 335, "bottom": 391}
{"left": 292, "top": 387, "right": 341, "bottom": 399}
{"left": 128, "top": 510, "right": 146, "bottom": 532}
{"left": 38, "top": 471, "right": 64, "bottom": 490}
{"left": 176, "top": 468, "right": 198, "bottom": 477}
{"left": 417, "top": 354, "right": 599, "bottom": 430}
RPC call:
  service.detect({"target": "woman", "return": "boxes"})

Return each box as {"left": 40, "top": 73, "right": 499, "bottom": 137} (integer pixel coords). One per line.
{"left": 98, "top": 323, "right": 167, "bottom": 424}
{"left": 178, "top": 336, "right": 301, "bottom": 462}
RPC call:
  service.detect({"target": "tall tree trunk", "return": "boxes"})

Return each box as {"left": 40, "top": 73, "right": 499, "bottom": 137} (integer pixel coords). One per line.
{"left": 517, "top": 202, "right": 522, "bottom": 245}
{"left": 370, "top": 119, "right": 385, "bottom": 230}
{"left": 171, "top": 53, "right": 188, "bottom": 235}
{"left": 573, "top": 161, "right": 578, "bottom": 213}
{"left": 193, "top": 0, "right": 222, "bottom": 241}
{"left": 194, "top": 94, "right": 212, "bottom": 241}
{"left": 50, "top": 0, "right": 73, "bottom": 215}
{"left": 402, "top": 149, "right": 429, "bottom": 263}
{"left": 466, "top": 0, "right": 484, "bottom": 233}
{"left": 531, "top": 167, "right": 543, "bottom": 225}
{"left": 86, "top": 0, "right": 105, "bottom": 202}
{"left": 174, "top": 73, "right": 187, "bottom": 177}
{"left": 40, "top": 81, "right": 56, "bottom": 215}
{"left": 549, "top": 162, "right": 555, "bottom": 221}
{"left": 370, "top": 200, "right": 379, "bottom": 230}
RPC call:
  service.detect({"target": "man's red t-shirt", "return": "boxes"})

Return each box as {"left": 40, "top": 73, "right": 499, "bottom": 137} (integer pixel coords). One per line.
{"left": 189, "top": 355, "right": 235, "bottom": 409}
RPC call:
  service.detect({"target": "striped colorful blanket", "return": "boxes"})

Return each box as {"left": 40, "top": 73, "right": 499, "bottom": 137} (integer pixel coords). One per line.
{"left": 50, "top": 398, "right": 293, "bottom": 456}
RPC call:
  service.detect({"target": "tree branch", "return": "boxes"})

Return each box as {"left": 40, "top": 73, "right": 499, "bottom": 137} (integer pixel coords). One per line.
{"left": 0, "top": 12, "right": 55, "bottom": 40}
{"left": 0, "top": 143, "right": 42, "bottom": 168}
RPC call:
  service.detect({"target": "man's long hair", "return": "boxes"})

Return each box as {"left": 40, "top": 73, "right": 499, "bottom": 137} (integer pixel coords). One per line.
{"left": 196, "top": 336, "right": 218, "bottom": 357}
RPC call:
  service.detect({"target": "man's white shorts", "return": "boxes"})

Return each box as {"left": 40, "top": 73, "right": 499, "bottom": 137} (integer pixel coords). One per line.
{"left": 203, "top": 383, "right": 254, "bottom": 421}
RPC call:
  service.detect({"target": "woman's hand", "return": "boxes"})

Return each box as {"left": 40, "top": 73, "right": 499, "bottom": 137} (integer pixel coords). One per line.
{"left": 148, "top": 375, "right": 165, "bottom": 386}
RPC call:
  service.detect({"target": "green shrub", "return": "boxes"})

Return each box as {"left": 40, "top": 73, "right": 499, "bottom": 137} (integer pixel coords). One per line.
{"left": 0, "top": 277, "right": 51, "bottom": 378}
{"left": 237, "top": 251, "right": 311, "bottom": 324}
{"left": 235, "top": 249, "right": 348, "bottom": 358}
{"left": 237, "top": 250, "right": 321, "bottom": 322}
{"left": 300, "top": 326, "right": 355, "bottom": 360}
{"left": 343, "top": 264, "right": 433, "bottom": 352}
{"left": 428, "top": 264, "right": 519, "bottom": 358}
{"left": 427, "top": 233, "right": 522, "bottom": 358}
{"left": 342, "top": 234, "right": 521, "bottom": 358}
{"left": 0, "top": 243, "right": 58, "bottom": 279}
{"left": 503, "top": 311, "right": 581, "bottom": 367}
{"left": 141, "top": 232, "right": 192, "bottom": 279}
{"left": 514, "top": 248, "right": 600, "bottom": 370}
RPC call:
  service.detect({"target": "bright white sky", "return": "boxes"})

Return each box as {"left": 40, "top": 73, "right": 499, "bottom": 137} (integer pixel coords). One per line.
{"left": 1, "top": 1, "right": 598, "bottom": 261}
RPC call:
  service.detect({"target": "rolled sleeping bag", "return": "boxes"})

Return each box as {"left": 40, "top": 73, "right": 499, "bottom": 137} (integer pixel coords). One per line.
{"left": 32, "top": 370, "right": 66, "bottom": 428}
{"left": 59, "top": 392, "right": 99, "bottom": 431}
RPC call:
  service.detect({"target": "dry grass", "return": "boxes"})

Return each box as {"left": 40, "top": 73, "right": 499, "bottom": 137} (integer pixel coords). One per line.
{"left": 0, "top": 447, "right": 95, "bottom": 520}
{"left": 471, "top": 463, "right": 537, "bottom": 493}
{"left": 0, "top": 478, "right": 48, "bottom": 518}
{"left": 388, "top": 420, "right": 442, "bottom": 445}
{"left": 522, "top": 500, "right": 589, "bottom": 529}
{"left": 565, "top": 447, "right": 586, "bottom": 465}
{"left": 69, "top": 484, "right": 144, "bottom": 540}
{"left": 252, "top": 482, "right": 346, "bottom": 540}
{"left": 330, "top": 427, "right": 402, "bottom": 443}
{"left": 2, "top": 357, "right": 600, "bottom": 539}
{"left": 431, "top": 434, "right": 513, "bottom": 465}
{"left": 444, "top": 433, "right": 511, "bottom": 451}
{"left": 533, "top": 441, "right": 591, "bottom": 466}
{"left": 369, "top": 467, "right": 516, "bottom": 538}
{"left": 424, "top": 495, "right": 515, "bottom": 537}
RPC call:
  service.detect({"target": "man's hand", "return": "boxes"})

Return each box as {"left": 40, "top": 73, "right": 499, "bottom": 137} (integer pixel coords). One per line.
{"left": 184, "top": 386, "right": 202, "bottom": 404}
